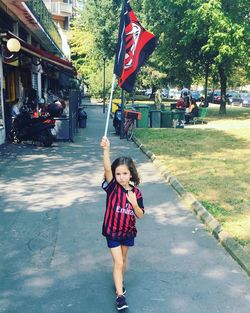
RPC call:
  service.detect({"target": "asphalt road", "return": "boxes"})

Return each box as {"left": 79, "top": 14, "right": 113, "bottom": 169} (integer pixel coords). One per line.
{"left": 0, "top": 105, "right": 249, "bottom": 313}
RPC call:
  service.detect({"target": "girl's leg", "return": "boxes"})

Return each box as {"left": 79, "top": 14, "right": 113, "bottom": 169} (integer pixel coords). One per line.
{"left": 110, "top": 246, "right": 124, "bottom": 296}
{"left": 121, "top": 245, "right": 129, "bottom": 278}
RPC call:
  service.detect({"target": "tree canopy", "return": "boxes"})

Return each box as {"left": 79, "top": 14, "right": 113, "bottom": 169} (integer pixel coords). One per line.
{"left": 69, "top": 0, "right": 249, "bottom": 112}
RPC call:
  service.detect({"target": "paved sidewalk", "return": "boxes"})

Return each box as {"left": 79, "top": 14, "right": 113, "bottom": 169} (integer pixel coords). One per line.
{"left": 0, "top": 104, "right": 249, "bottom": 313}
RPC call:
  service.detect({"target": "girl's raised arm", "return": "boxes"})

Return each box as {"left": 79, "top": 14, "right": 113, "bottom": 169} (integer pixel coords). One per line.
{"left": 100, "top": 136, "right": 113, "bottom": 183}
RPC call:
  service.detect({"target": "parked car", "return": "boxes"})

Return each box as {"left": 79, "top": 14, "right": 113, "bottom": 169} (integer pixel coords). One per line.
{"left": 207, "top": 90, "right": 221, "bottom": 104}
{"left": 213, "top": 91, "right": 222, "bottom": 104}
{"left": 169, "top": 89, "right": 181, "bottom": 99}
{"left": 227, "top": 91, "right": 242, "bottom": 105}
{"left": 162, "top": 88, "right": 169, "bottom": 98}
{"left": 240, "top": 93, "right": 250, "bottom": 107}
{"left": 145, "top": 88, "right": 152, "bottom": 96}
{"left": 191, "top": 91, "right": 201, "bottom": 101}
{"left": 137, "top": 89, "right": 146, "bottom": 95}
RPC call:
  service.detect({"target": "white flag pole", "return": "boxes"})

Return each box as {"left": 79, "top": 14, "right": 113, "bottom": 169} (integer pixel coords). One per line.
{"left": 104, "top": 74, "right": 117, "bottom": 137}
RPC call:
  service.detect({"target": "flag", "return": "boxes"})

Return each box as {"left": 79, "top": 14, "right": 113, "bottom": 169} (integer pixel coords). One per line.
{"left": 114, "top": 0, "right": 157, "bottom": 93}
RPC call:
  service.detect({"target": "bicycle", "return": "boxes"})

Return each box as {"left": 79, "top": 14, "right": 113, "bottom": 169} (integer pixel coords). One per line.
{"left": 124, "top": 110, "right": 141, "bottom": 141}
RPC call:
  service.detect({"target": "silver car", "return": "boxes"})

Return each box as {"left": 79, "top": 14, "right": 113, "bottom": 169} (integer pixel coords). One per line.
{"left": 227, "top": 91, "right": 242, "bottom": 105}
{"left": 240, "top": 93, "right": 250, "bottom": 107}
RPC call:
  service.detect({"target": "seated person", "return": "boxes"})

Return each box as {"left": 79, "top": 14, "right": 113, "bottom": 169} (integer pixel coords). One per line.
{"left": 176, "top": 97, "right": 185, "bottom": 109}
{"left": 185, "top": 100, "right": 199, "bottom": 124}
{"left": 199, "top": 96, "right": 209, "bottom": 107}
{"left": 61, "top": 98, "right": 70, "bottom": 117}
{"left": 47, "top": 100, "right": 63, "bottom": 117}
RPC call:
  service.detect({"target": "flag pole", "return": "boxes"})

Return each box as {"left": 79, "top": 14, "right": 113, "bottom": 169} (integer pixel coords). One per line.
{"left": 104, "top": 73, "right": 116, "bottom": 137}
{"left": 120, "top": 88, "right": 125, "bottom": 139}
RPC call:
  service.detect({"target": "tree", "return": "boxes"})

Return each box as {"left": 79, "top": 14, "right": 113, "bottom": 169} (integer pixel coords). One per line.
{"left": 69, "top": 0, "right": 249, "bottom": 106}
{"left": 82, "top": 0, "right": 122, "bottom": 60}
{"left": 69, "top": 1, "right": 122, "bottom": 97}
{"left": 188, "top": 0, "right": 249, "bottom": 114}
{"left": 69, "top": 1, "right": 123, "bottom": 96}
{"left": 143, "top": 0, "right": 249, "bottom": 114}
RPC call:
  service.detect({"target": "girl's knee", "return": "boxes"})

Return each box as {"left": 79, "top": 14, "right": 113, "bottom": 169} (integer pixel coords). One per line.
{"left": 114, "top": 258, "right": 124, "bottom": 269}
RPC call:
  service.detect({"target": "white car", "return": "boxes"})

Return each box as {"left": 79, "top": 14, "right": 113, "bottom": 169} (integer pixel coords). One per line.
{"left": 145, "top": 88, "right": 152, "bottom": 96}
{"left": 162, "top": 88, "right": 169, "bottom": 98}
{"left": 169, "top": 89, "right": 181, "bottom": 99}
{"left": 240, "top": 93, "right": 250, "bottom": 107}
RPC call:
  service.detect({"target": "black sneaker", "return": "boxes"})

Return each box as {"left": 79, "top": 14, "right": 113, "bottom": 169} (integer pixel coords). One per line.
{"left": 116, "top": 295, "right": 128, "bottom": 311}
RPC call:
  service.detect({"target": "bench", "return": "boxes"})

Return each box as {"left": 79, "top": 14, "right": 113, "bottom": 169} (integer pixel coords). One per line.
{"left": 191, "top": 107, "right": 208, "bottom": 124}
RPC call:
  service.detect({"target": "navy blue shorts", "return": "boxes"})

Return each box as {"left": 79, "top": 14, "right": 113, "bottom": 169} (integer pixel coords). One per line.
{"left": 106, "top": 237, "right": 135, "bottom": 248}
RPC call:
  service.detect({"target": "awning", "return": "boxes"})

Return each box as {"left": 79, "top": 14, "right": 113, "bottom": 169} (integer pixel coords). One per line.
{"left": 1, "top": 31, "right": 76, "bottom": 75}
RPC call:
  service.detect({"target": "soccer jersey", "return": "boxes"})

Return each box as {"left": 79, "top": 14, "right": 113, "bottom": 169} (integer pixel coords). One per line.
{"left": 102, "top": 178, "right": 144, "bottom": 240}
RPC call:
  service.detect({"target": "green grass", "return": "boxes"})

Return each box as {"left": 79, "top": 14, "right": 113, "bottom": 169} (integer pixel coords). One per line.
{"left": 134, "top": 106, "right": 250, "bottom": 252}
{"left": 206, "top": 105, "right": 250, "bottom": 121}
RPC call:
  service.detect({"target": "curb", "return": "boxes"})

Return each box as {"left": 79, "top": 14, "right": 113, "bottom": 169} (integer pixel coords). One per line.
{"left": 132, "top": 134, "right": 250, "bottom": 277}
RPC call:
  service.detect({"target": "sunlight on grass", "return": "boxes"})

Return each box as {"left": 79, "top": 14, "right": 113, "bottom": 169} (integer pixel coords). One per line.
{"left": 134, "top": 114, "right": 250, "bottom": 252}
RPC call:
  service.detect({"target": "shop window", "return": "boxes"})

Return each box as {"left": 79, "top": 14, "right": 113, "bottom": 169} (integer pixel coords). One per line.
{"left": 32, "top": 73, "right": 38, "bottom": 91}
{"left": 20, "top": 70, "right": 31, "bottom": 101}
{"left": 19, "top": 26, "right": 28, "bottom": 42}
{"left": 0, "top": 10, "right": 13, "bottom": 31}
{"left": 4, "top": 72, "right": 16, "bottom": 103}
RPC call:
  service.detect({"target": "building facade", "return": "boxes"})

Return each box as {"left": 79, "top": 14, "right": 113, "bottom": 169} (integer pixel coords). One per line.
{"left": 43, "top": 0, "right": 83, "bottom": 31}
{"left": 43, "top": 0, "right": 84, "bottom": 58}
{"left": 0, "top": 0, "right": 76, "bottom": 145}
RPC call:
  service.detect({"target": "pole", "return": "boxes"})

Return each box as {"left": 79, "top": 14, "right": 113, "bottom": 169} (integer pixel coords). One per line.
{"left": 103, "top": 57, "right": 106, "bottom": 113}
{"left": 104, "top": 74, "right": 116, "bottom": 137}
{"left": 204, "top": 62, "right": 209, "bottom": 106}
{"left": 120, "top": 89, "right": 125, "bottom": 139}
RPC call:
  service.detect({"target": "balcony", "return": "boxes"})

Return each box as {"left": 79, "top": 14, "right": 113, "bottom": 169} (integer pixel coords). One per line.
{"left": 24, "top": 0, "right": 62, "bottom": 53}
{"left": 44, "top": 1, "right": 73, "bottom": 16}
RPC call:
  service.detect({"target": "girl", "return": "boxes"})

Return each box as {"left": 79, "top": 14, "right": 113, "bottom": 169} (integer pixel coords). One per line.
{"left": 100, "top": 136, "right": 144, "bottom": 311}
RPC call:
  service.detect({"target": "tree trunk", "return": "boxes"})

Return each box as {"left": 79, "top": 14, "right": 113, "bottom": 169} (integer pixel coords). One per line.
{"left": 131, "top": 89, "right": 135, "bottom": 104}
{"left": 204, "top": 62, "right": 209, "bottom": 106}
{"left": 219, "top": 65, "right": 227, "bottom": 115}
{"left": 150, "top": 85, "right": 157, "bottom": 100}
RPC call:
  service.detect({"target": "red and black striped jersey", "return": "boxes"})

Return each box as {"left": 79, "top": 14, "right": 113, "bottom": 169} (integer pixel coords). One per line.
{"left": 102, "top": 178, "right": 144, "bottom": 240}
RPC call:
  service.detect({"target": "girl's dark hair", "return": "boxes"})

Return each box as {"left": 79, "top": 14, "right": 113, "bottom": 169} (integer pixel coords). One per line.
{"left": 111, "top": 156, "right": 140, "bottom": 186}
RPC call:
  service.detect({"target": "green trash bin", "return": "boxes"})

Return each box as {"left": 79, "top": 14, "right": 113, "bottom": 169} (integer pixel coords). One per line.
{"left": 150, "top": 110, "right": 161, "bottom": 128}
{"left": 171, "top": 109, "right": 185, "bottom": 128}
{"left": 161, "top": 110, "right": 172, "bottom": 128}
{"left": 133, "top": 105, "right": 150, "bottom": 128}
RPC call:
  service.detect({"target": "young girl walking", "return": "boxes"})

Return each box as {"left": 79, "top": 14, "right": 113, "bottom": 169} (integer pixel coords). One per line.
{"left": 100, "top": 136, "right": 144, "bottom": 311}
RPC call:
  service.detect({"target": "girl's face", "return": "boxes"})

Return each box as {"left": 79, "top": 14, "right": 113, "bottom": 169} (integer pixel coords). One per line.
{"left": 115, "top": 164, "right": 132, "bottom": 188}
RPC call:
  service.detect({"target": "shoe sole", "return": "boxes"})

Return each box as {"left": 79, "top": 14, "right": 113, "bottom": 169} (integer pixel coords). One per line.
{"left": 117, "top": 304, "right": 128, "bottom": 311}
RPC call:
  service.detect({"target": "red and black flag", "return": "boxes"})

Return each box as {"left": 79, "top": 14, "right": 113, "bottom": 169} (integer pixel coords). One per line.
{"left": 114, "top": 0, "right": 157, "bottom": 93}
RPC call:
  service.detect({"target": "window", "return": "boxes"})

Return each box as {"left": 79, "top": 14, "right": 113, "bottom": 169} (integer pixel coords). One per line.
{"left": 32, "top": 73, "right": 38, "bottom": 91}
{"left": 19, "top": 26, "right": 28, "bottom": 42}
{"left": 64, "top": 17, "right": 69, "bottom": 30}
{"left": 0, "top": 10, "right": 13, "bottom": 31}
{"left": 5, "top": 72, "right": 16, "bottom": 103}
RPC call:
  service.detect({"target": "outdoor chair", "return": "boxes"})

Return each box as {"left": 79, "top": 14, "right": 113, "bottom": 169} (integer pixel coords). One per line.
{"left": 191, "top": 107, "right": 208, "bottom": 124}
